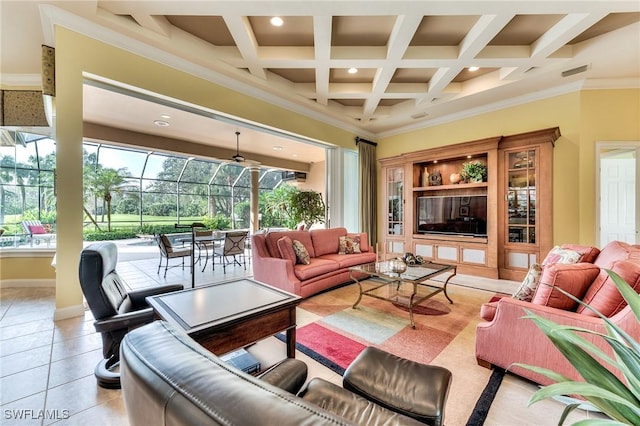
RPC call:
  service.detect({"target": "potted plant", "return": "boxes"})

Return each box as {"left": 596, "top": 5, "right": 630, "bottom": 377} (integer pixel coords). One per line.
{"left": 515, "top": 270, "right": 640, "bottom": 425}
{"left": 461, "top": 160, "right": 488, "bottom": 183}
{"left": 289, "top": 190, "right": 326, "bottom": 230}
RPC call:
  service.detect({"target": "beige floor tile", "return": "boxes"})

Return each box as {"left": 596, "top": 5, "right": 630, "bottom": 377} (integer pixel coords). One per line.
{"left": 0, "top": 318, "right": 55, "bottom": 340}
{"left": 45, "top": 397, "right": 130, "bottom": 426}
{"left": 52, "top": 315, "right": 96, "bottom": 343}
{"left": 0, "top": 329, "right": 54, "bottom": 357}
{"left": 44, "top": 375, "right": 121, "bottom": 420}
{"left": 50, "top": 333, "right": 102, "bottom": 362}
{"left": 47, "top": 349, "right": 103, "bottom": 388}
{"left": 0, "top": 391, "right": 47, "bottom": 426}
{"left": 0, "top": 345, "right": 52, "bottom": 377}
{"left": 0, "top": 365, "right": 49, "bottom": 404}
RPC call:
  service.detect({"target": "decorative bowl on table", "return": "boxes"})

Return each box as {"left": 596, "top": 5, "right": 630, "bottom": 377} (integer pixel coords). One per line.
{"left": 389, "top": 258, "right": 407, "bottom": 275}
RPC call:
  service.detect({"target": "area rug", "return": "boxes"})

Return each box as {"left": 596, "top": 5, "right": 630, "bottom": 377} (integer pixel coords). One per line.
{"left": 277, "top": 281, "right": 509, "bottom": 424}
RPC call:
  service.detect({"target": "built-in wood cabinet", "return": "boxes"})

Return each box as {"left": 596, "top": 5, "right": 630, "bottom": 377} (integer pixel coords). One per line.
{"left": 381, "top": 163, "right": 406, "bottom": 257}
{"left": 498, "top": 128, "right": 559, "bottom": 280}
{"left": 380, "top": 128, "right": 559, "bottom": 280}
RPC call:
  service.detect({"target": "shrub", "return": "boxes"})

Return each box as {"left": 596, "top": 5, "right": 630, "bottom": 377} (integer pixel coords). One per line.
{"left": 136, "top": 224, "right": 185, "bottom": 235}
{"left": 202, "top": 214, "right": 231, "bottom": 230}
{"left": 115, "top": 198, "right": 139, "bottom": 215}
{"left": 83, "top": 229, "right": 138, "bottom": 241}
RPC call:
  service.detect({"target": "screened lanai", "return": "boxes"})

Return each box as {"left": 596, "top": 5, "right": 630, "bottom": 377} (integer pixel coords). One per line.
{"left": 0, "top": 131, "right": 298, "bottom": 248}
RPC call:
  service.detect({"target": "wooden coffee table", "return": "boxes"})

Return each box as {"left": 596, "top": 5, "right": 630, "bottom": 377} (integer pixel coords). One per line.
{"left": 147, "top": 278, "right": 301, "bottom": 358}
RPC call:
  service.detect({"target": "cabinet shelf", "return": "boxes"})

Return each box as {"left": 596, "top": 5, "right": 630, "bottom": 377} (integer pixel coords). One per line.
{"left": 413, "top": 182, "right": 488, "bottom": 192}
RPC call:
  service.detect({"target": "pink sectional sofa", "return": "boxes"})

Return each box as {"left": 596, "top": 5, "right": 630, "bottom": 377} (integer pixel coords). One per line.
{"left": 476, "top": 241, "right": 640, "bottom": 385}
{"left": 252, "top": 227, "right": 377, "bottom": 298}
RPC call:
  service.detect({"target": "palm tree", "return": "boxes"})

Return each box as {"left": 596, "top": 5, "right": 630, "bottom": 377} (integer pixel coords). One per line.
{"left": 85, "top": 166, "right": 130, "bottom": 231}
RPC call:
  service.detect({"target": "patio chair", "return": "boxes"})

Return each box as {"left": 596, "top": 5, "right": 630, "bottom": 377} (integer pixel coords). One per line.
{"left": 21, "top": 220, "right": 56, "bottom": 247}
{"left": 211, "top": 230, "right": 248, "bottom": 273}
{"left": 155, "top": 234, "right": 191, "bottom": 277}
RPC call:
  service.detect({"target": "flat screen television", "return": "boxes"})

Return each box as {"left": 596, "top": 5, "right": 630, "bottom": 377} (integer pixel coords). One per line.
{"left": 416, "top": 195, "right": 487, "bottom": 237}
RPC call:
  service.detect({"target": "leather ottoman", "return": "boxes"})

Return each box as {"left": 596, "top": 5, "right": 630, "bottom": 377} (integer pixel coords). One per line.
{"left": 343, "top": 346, "right": 452, "bottom": 426}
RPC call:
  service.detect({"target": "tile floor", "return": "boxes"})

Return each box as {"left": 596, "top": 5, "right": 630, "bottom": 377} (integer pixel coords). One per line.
{"left": 0, "top": 241, "right": 607, "bottom": 425}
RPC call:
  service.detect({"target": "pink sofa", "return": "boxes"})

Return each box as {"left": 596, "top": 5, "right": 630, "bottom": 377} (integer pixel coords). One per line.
{"left": 252, "top": 227, "right": 376, "bottom": 298}
{"left": 476, "top": 241, "right": 640, "bottom": 385}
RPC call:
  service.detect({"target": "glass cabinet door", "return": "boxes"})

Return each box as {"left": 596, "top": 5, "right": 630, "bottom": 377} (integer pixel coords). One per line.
{"left": 386, "top": 166, "right": 404, "bottom": 236}
{"left": 507, "top": 150, "right": 536, "bottom": 244}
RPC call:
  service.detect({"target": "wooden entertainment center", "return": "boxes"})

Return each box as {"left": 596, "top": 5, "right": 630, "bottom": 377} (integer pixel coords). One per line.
{"left": 380, "top": 127, "right": 560, "bottom": 280}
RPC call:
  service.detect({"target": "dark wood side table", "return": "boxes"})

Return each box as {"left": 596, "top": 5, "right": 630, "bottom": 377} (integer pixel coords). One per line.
{"left": 146, "top": 278, "right": 301, "bottom": 357}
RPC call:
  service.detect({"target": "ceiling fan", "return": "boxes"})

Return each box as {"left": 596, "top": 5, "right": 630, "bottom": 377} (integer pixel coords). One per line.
{"left": 231, "top": 131, "right": 260, "bottom": 166}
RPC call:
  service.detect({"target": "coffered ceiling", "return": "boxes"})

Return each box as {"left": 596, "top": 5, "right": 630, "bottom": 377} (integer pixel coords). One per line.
{"left": 1, "top": 1, "right": 639, "bottom": 163}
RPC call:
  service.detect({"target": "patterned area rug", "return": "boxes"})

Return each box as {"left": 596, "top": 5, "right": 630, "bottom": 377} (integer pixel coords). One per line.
{"left": 277, "top": 281, "right": 508, "bottom": 425}
{"left": 291, "top": 282, "right": 494, "bottom": 368}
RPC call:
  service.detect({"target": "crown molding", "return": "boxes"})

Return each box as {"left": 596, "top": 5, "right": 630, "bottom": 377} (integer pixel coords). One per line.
{"left": 377, "top": 80, "right": 588, "bottom": 139}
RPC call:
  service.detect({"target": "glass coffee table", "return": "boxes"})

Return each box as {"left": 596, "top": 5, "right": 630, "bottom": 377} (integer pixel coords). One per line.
{"left": 350, "top": 261, "right": 457, "bottom": 328}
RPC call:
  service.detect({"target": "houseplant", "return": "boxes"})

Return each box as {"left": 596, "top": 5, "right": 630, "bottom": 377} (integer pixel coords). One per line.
{"left": 515, "top": 270, "right": 640, "bottom": 425}
{"left": 289, "top": 189, "right": 326, "bottom": 229}
{"left": 461, "top": 160, "right": 488, "bottom": 183}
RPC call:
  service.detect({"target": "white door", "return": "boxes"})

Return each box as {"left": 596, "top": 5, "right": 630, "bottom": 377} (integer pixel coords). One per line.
{"left": 599, "top": 146, "right": 638, "bottom": 246}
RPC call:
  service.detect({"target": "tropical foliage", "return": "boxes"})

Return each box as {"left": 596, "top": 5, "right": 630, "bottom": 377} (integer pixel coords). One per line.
{"left": 261, "top": 185, "right": 325, "bottom": 229}
{"left": 289, "top": 189, "right": 326, "bottom": 229}
{"left": 515, "top": 270, "right": 640, "bottom": 425}
{"left": 1, "top": 135, "right": 296, "bottom": 238}
{"left": 84, "top": 165, "right": 132, "bottom": 231}
{"left": 461, "top": 160, "right": 488, "bottom": 182}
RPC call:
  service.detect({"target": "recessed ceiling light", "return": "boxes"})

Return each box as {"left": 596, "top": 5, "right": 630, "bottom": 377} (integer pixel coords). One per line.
{"left": 468, "top": 66, "right": 480, "bottom": 72}
{"left": 272, "top": 146, "right": 283, "bottom": 151}
{"left": 292, "top": 153, "right": 298, "bottom": 157}
{"left": 270, "top": 17, "right": 283, "bottom": 26}
{"left": 153, "top": 120, "right": 170, "bottom": 127}
{"left": 160, "top": 114, "right": 171, "bottom": 119}
{"left": 348, "top": 68, "right": 358, "bottom": 74}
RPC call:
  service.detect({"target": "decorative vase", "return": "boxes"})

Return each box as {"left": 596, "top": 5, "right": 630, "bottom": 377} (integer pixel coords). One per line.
{"left": 421, "top": 167, "right": 429, "bottom": 187}
{"left": 389, "top": 258, "right": 407, "bottom": 275}
{"left": 450, "top": 173, "right": 461, "bottom": 184}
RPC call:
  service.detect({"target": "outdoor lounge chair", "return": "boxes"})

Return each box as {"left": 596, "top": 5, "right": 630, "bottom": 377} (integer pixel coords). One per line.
{"left": 21, "top": 220, "right": 56, "bottom": 247}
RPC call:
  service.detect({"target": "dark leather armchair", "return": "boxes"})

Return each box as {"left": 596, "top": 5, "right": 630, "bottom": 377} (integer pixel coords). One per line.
{"left": 121, "top": 320, "right": 451, "bottom": 425}
{"left": 78, "top": 242, "right": 183, "bottom": 389}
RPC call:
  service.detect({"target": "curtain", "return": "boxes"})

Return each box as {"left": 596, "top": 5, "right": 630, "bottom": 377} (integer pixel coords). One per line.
{"left": 358, "top": 139, "right": 377, "bottom": 247}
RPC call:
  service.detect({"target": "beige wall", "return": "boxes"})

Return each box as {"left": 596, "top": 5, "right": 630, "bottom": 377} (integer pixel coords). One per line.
{"left": 377, "top": 89, "right": 640, "bottom": 246}
{"left": 0, "top": 256, "right": 55, "bottom": 280}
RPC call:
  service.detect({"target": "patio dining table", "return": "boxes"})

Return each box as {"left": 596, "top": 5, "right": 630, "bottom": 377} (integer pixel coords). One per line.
{"left": 176, "top": 233, "right": 226, "bottom": 271}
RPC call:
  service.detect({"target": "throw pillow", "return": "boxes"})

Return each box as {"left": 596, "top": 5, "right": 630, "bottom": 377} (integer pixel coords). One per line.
{"left": 338, "top": 235, "right": 361, "bottom": 254}
{"left": 480, "top": 301, "right": 499, "bottom": 322}
{"left": 29, "top": 225, "right": 46, "bottom": 235}
{"left": 531, "top": 263, "right": 600, "bottom": 311}
{"left": 512, "top": 263, "right": 543, "bottom": 302}
{"left": 542, "top": 245, "right": 582, "bottom": 266}
{"left": 292, "top": 239, "right": 311, "bottom": 265}
{"left": 276, "top": 236, "right": 296, "bottom": 265}
{"left": 577, "top": 259, "right": 640, "bottom": 317}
